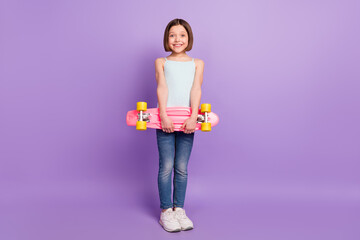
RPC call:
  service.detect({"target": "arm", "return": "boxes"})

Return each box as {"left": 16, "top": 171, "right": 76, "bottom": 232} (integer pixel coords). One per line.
{"left": 181, "top": 59, "right": 205, "bottom": 133}
{"left": 155, "top": 58, "right": 168, "bottom": 116}
{"left": 155, "top": 58, "right": 174, "bottom": 132}
{"left": 190, "top": 59, "right": 204, "bottom": 119}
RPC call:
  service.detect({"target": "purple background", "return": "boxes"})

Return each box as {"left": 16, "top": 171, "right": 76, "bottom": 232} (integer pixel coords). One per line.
{"left": 1, "top": 0, "right": 359, "bottom": 239}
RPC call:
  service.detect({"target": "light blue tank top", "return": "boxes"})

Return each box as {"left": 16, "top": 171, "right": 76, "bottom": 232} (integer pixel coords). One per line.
{"left": 157, "top": 57, "right": 195, "bottom": 108}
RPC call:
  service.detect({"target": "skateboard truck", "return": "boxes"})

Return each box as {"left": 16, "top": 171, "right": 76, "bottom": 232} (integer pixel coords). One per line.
{"left": 137, "top": 112, "right": 150, "bottom": 122}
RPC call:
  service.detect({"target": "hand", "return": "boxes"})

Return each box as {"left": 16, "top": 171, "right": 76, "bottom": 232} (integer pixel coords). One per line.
{"left": 160, "top": 114, "right": 174, "bottom": 133}
{"left": 180, "top": 116, "right": 197, "bottom": 134}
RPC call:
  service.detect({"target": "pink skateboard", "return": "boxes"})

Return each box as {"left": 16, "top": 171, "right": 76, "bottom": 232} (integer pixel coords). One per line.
{"left": 126, "top": 102, "right": 219, "bottom": 132}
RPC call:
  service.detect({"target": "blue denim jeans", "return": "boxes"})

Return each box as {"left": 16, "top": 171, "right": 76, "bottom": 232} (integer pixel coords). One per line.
{"left": 156, "top": 129, "right": 195, "bottom": 209}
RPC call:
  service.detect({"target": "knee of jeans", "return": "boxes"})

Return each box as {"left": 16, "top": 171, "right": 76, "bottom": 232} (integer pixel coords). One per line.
{"left": 159, "top": 161, "right": 174, "bottom": 176}
{"left": 174, "top": 163, "right": 188, "bottom": 177}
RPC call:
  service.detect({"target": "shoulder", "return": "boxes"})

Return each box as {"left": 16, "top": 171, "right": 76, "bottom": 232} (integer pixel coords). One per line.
{"left": 155, "top": 57, "right": 166, "bottom": 70}
{"left": 194, "top": 58, "right": 204, "bottom": 70}
{"left": 155, "top": 57, "right": 166, "bottom": 65}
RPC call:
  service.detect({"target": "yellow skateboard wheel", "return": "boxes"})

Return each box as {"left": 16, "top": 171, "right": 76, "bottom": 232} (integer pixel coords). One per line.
{"left": 137, "top": 102, "right": 147, "bottom": 111}
{"left": 201, "top": 103, "right": 211, "bottom": 113}
{"left": 136, "top": 121, "right": 147, "bottom": 131}
{"left": 201, "top": 122, "right": 211, "bottom": 132}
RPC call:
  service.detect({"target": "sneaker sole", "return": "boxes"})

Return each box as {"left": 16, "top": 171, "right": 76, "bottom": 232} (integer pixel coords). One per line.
{"left": 159, "top": 220, "right": 181, "bottom": 232}
{"left": 182, "top": 226, "right": 194, "bottom": 231}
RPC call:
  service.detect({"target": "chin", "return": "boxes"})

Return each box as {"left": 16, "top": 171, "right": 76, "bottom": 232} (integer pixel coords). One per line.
{"left": 171, "top": 48, "right": 184, "bottom": 53}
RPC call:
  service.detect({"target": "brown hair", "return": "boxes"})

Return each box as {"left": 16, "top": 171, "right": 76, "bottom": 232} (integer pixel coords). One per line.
{"left": 163, "top": 18, "right": 194, "bottom": 52}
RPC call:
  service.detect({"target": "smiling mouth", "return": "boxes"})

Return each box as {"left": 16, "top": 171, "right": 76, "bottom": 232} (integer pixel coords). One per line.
{"left": 173, "top": 44, "right": 183, "bottom": 47}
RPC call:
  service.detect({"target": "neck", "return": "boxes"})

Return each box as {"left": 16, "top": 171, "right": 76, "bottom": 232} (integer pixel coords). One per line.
{"left": 169, "top": 52, "right": 188, "bottom": 58}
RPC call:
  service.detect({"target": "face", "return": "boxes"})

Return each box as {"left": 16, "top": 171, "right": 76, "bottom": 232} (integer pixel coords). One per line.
{"left": 168, "top": 25, "right": 188, "bottom": 53}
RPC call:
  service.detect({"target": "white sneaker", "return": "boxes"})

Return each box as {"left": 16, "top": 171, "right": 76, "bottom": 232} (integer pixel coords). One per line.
{"left": 174, "top": 207, "right": 194, "bottom": 230}
{"left": 159, "top": 208, "right": 181, "bottom": 232}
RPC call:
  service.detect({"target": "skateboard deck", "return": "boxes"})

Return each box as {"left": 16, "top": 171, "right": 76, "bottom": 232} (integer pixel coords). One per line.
{"left": 126, "top": 106, "right": 219, "bottom": 131}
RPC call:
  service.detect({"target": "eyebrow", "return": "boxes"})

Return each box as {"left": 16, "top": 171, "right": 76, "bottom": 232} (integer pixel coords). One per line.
{"left": 169, "top": 32, "right": 186, "bottom": 34}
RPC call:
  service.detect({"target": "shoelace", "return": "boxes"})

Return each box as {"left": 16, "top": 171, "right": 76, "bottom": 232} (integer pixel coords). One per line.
{"left": 175, "top": 210, "right": 188, "bottom": 219}
{"left": 163, "top": 211, "right": 177, "bottom": 221}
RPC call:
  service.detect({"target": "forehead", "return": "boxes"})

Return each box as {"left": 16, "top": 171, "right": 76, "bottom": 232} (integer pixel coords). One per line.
{"left": 169, "top": 25, "right": 187, "bottom": 34}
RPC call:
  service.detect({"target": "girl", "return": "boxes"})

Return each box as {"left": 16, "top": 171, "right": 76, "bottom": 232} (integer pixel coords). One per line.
{"left": 154, "top": 18, "right": 204, "bottom": 232}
